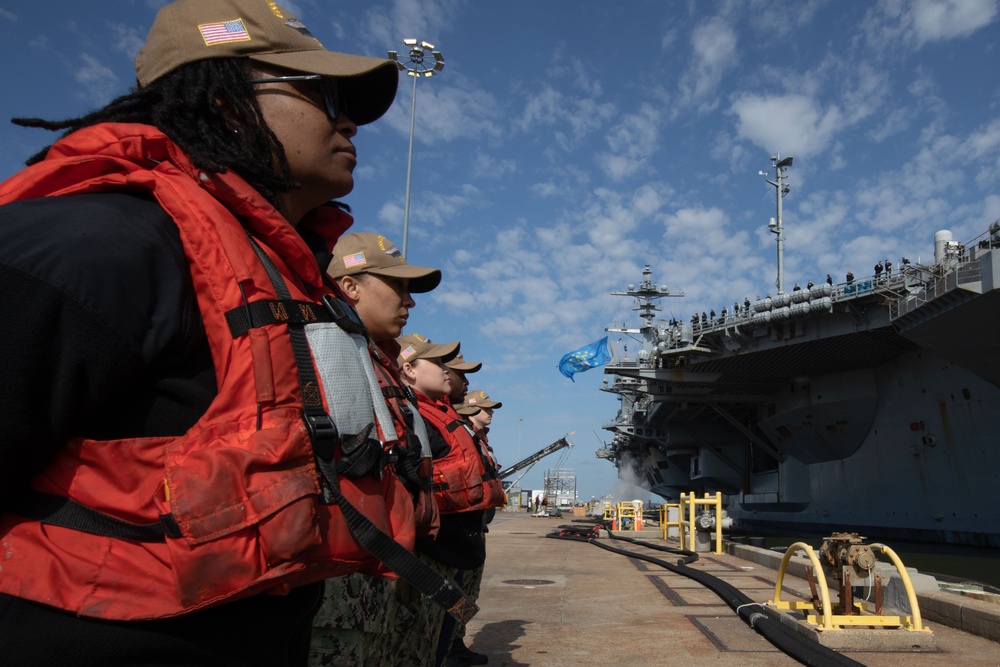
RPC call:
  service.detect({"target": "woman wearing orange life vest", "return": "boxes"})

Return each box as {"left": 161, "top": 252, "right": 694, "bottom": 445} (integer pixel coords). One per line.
{"left": 313, "top": 231, "right": 444, "bottom": 667}
{"left": 390, "top": 334, "right": 506, "bottom": 667}
{"left": 447, "top": 388, "right": 505, "bottom": 666}
{"left": 0, "top": 0, "right": 418, "bottom": 664}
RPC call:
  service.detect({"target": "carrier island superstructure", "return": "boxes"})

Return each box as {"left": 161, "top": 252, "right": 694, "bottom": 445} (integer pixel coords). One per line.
{"left": 598, "top": 225, "right": 1000, "bottom": 548}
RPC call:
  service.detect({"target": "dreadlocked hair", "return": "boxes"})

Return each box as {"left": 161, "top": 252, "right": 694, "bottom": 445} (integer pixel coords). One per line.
{"left": 11, "top": 59, "right": 296, "bottom": 208}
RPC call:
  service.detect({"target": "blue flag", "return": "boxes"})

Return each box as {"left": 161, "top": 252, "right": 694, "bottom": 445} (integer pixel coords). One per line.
{"left": 558, "top": 336, "right": 611, "bottom": 381}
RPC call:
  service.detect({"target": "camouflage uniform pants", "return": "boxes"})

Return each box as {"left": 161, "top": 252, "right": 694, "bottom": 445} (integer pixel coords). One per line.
{"left": 451, "top": 563, "right": 484, "bottom": 644}
{"left": 309, "top": 574, "right": 397, "bottom": 667}
{"left": 386, "top": 553, "right": 458, "bottom": 667}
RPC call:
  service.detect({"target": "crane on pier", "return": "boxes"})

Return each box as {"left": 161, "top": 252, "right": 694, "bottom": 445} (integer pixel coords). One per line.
{"left": 500, "top": 434, "right": 574, "bottom": 489}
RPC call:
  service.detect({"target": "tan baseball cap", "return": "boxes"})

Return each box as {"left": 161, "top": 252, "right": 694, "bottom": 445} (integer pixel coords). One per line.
{"left": 134, "top": 0, "right": 398, "bottom": 125}
{"left": 328, "top": 233, "right": 441, "bottom": 293}
{"left": 445, "top": 353, "right": 482, "bottom": 373}
{"left": 397, "top": 334, "right": 460, "bottom": 367}
{"left": 462, "top": 390, "right": 502, "bottom": 411}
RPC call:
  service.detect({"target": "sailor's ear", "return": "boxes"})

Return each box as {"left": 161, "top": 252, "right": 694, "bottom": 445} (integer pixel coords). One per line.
{"left": 400, "top": 361, "right": 418, "bottom": 382}
{"left": 337, "top": 275, "right": 362, "bottom": 302}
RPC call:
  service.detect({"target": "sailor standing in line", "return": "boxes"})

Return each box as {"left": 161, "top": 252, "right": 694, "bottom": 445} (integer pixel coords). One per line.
{"left": 0, "top": 1, "right": 422, "bottom": 663}
{"left": 315, "top": 232, "right": 444, "bottom": 667}
{"left": 393, "top": 336, "right": 506, "bottom": 667}
{"left": 445, "top": 351, "right": 483, "bottom": 410}
{"left": 445, "top": 390, "right": 504, "bottom": 666}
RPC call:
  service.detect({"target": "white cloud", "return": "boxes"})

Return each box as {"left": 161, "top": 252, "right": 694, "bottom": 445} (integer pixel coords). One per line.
{"left": 678, "top": 17, "right": 738, "bottom": 106}
{"left": 731, "top": 93, "right": 842, "bottom": 157}
{"left": 74, "top": 54, "right": 119, "bottom": 106}
{"left": 471, "top": 151, "right": 517, "bottom": 179}
{"left": 747, "top": 0, "right": 825, "bottom": 36}
{"left": 910, "top": 0, "right": 998, "bottom": 45}
{"left": 108, "top": 23, "right": 146, "bottom": 60}
{"left": 517, "top": 85, "right": 563, "bottom": 131}
{"left": 382, "top": 81, "right": 504, "bottom": 146}
{"left": 867, "top": 0, "right": 998, "bottom": 49}
{"left": 530, "top": 182, "right": 560, "bottom": 198}
{"left": 597, "top": 103, "right": 661, "bottom": 181}
{"left": 964, "top": 117, "right": 1000, "bottom": 159}
{"left": 840, "top": 62, "right": 890, "bottom": 126}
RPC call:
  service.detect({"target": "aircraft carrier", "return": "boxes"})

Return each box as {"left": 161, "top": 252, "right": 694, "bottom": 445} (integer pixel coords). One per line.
{"left": 598, "top": 223, "right": 1000, "bottom": 548}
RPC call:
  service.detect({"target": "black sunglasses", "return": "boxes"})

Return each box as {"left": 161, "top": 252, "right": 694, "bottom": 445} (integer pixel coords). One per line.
{"left": 247, "top": 75, "right": 343, "bottom": 122}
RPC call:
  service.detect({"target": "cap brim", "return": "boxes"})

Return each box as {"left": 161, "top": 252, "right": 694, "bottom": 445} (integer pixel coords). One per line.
{"left": 433, "top": 340, "right": 461, "bottom": 364}
{"left": 369, "top": 264, "right": 442, "bottom": 293}
{"left": 406, "top": 339, "right": 459, "bottom": 364}
{"left": 251, "top": 52, "right": 398, "bottom": 125}
{"left": 456, "top": 405, "right": 481, "bottom": 416}
{"left": 446, "top": 360, "right": 482, "bottom": 373}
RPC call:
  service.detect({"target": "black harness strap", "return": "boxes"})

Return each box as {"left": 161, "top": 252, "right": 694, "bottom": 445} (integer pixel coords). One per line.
{"left": 381, "top": 385, "right": 411, "bottom": 401}
{"left": 9, "top": 492, "right": 181, "bottom": 542}
{"left": 371, "top": 363, "right": 427, "bottom": 498}
{"left": 471, "top": 431, "right": 501, "bottom": 480}
{"left": 224, "top": 299, "right": 333, "bottom": 337}
{"left": 247, "top": 237, "right": 477, "bottom": 625}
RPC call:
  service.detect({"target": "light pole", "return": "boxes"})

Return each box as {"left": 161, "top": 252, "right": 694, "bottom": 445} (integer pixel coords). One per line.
{"left": 760, "top": 155, "right": 793, "bottom": 295}
{"left": 516, "top": 417, "right": 523, "bottom": 459}
{"left": 387, "top": 39, "right": 444, "bottom": 259}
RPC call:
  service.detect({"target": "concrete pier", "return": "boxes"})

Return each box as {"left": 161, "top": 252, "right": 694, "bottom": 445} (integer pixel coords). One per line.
{"left": 460, "top": 513, "right": 1000, "bottom": 666}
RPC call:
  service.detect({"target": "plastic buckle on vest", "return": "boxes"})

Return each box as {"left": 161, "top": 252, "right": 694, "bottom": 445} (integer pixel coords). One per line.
{"left": 304, "top": 409, "right": 339, "bottom": 461}
{"left": 321, "top": 294, "right": 367, "bottom": 335}
{"left": 383, "top": 442, "right": 400, "bottom": 470}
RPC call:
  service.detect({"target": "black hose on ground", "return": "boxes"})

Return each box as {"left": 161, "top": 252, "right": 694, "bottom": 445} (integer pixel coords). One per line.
{"left": 547, "top": 528, "right": 867, "bottom": 667}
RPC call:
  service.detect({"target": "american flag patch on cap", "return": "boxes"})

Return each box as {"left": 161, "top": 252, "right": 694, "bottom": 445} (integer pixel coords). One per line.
{"left": 199, "top": 19, "right": 250, "bottom": 46}
{"left": 343, "top": 252, "right": 367, "bottom": 268}
{"left": 400, "top": 345, "right": 417, "bottom": 360}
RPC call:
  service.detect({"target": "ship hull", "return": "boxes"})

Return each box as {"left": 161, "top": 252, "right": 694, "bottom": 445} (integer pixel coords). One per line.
{"left": 731, "top": 350, "right": 999, "bottom": 547}
{"left": 603, "top": 240, "right": 1000, "bottom": 549}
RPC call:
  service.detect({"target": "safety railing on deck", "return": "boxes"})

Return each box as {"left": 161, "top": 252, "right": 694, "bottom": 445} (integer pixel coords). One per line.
{"left": 892, "top": 261, "right": 982, "bottom": 319}
{"left": 658, "top": 492, "right": 724, "bottom": 554}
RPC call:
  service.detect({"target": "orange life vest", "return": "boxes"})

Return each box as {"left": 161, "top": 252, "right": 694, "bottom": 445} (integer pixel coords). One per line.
{"left": 0, "top": 123, "right": 414, "bottom": 620}
{"left": 370, "top": 341, "right": 440, "bottom": 538}
{"left": 415, "top": 392, "right": 506, "bottom": 513}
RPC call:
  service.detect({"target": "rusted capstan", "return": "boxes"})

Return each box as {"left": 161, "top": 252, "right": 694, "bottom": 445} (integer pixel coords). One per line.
{"left": 816, "top": 532, "right": 881, "bottom": 616}
{"left": 769, "top": 536, "right": 933, "bottom": 636}
{"left": 818, "top": 532, "right": 877, "bottom": 581}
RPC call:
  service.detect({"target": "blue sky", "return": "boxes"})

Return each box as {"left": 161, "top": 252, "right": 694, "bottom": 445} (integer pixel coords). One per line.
{"left": 2, "top": 0, "right": 999, "bottom": 502}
